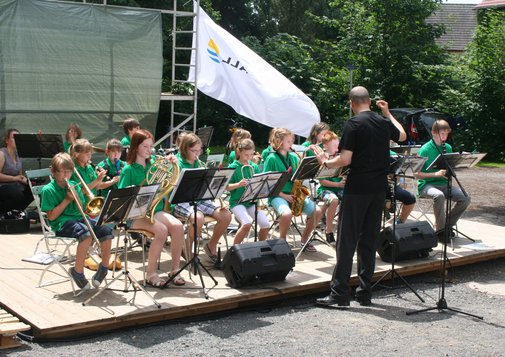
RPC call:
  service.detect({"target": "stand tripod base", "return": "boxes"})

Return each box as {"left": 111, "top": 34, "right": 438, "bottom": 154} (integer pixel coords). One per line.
{"left": 406, "top": 298, "right": 483, "bottom": 319}
{"left": 372, "top": 268, "right": 425, "bottom": 303}
{"left": 296, "top": 231, "right": 333, "bottom": 260}
{"left": 164, "top": 255, "right": 218, "bottom": 299}
{"left": 83, "top": 269, "right": 161, "bottom": 308}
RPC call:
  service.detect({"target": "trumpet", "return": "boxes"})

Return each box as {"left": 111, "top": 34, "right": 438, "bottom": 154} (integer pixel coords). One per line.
{"left": 64, "top": 178, "right": 101, "bottom": 247}
{"left": 72, "top": 167, "right": 104, "bottom": 217}
{"left": 241, "top": 164, "right": 255, "bottom": 181}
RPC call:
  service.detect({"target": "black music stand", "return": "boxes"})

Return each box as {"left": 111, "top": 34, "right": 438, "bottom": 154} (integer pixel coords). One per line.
{"left": 83, "top": 184, "right": 161, "bottom": 308}
{"left": 372, "top": 156, "right": 425, "bottom": 302}
{"left": 407, "top": 152, "right": 483, "bottom": 319}
{"left": 290, "top": 156, "right": 327, "bottom": 258}
{"left": 163, "top": 167, "right": 234, "bottom": 298}
{"left": 196, "top": 126, "right": 214, "bottom": 151}
{"left": 14, "top": 133, "right": 64, "bottom": 168}
{"left": 238, "top": 171, "right": 290, "bottom": 241}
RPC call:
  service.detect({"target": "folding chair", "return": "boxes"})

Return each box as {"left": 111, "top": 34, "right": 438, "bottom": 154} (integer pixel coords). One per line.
{"left": 26, "top": 168, "right": 79, "bottom": 296}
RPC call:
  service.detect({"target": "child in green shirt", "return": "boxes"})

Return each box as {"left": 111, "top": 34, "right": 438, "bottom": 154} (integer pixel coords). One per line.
{"left": 226, "top": 138, "right": 270, "bottom": 244}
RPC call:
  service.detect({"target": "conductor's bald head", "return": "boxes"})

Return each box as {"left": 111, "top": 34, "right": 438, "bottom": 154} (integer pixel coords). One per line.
{"left": 349, "top": 86, "right": 370, "bottom": 104}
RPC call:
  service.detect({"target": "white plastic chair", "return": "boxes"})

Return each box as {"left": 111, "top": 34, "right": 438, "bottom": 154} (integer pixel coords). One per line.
{"left": 26, "top": 168, "right": 79, "bottom": 295}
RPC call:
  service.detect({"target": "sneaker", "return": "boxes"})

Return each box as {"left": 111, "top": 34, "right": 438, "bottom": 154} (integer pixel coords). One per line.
{"left": 92, "top": 264, "right": 108, "bottom": 288}
{"left": 69, "top": 267, "right": 90, "bottom": 290}
{"left": 395, "top": 218, "right": 403, "bottom": 225}
{"left": 204, "top": 243, "right": 218, "bottom": 264}
{"left": 300, "top": 241, "right": 317, "bottom": 252}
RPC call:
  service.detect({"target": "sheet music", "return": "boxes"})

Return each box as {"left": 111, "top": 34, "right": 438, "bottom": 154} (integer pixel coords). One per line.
{"left": 240, "top": 171, "right": 283, "bottom": 202}
{"left": 204, "top": 169, "right": 234, "bottom": 200}
{"left": 128, "top": 184, "right": 159, "bottom": 220}
{"left": 396, "top": 156, "right": 427, "bottom": 177}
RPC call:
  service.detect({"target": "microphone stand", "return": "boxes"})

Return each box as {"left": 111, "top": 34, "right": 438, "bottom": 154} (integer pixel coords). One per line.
{"left": 406, "top": 120, "right": 482, "bottom": 319}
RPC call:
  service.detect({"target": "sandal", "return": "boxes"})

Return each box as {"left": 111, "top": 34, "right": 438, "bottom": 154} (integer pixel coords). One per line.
{"left": 146, "top": 273, "right": 167, "bottom": 288}
{"left": 168, "top": 272, "right": 186, "bottom": 286}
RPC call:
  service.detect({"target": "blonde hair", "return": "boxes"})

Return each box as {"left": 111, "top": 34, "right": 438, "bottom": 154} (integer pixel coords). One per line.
{"left": 50, "top": 152, "right": 75, "bottom": 172}
{"left": 179, "top": 132, "right": 202, "bottom": 161}
{"left": 270, "top": 128, "right": 294, "bottom": 151}
{"left": 70, "top": 138, "right": 92, "bottom": 160}
{"left": 230, "top": 129, "right": 251, "bottom": 150}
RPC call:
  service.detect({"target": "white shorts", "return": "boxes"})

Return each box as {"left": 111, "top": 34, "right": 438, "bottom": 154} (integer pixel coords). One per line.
{"left": 231, "top": 204, "right": 270, "bottom": 229}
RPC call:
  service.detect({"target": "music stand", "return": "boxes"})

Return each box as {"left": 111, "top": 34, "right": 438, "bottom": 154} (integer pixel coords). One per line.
{"left": 290, "top": 156, "right": 327, "bottom": 258}
{"left": 196, "top": 126, "right": 214, "bottom": 151}
{"left": 407, "top": 152, "right": 484, "bottom": 319}
{"left": 83, "top": 184, "right": 161, "bottom": 308}
{"left": 372, "top": 156, "right": 425, "bottom": 303}
{"left": 390, "top": 145, "right": 422, "bottom": 156}
{"left": 238, "top": 171, "right": 290, "bottom": 241}
{"left": 14, "top": 133, "right": 64, "bottom": 168}
{"left": 163, "top": 167, "right": 234, "bottom": 298}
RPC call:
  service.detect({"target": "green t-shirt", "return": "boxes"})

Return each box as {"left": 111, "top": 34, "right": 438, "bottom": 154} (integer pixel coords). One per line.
{"left": 41, "top": 179, "right": 85, "bottom": 233}
{"left": 97, "top": 157, "right": 125, "bottom": 195}
{"left": 263, "top": 151, "right": 299, "bottom": 203}
{"left": 120, "top": 135, "right": 131, "bottom": 147}
{"left": 118, "top": 158, "right": 164, "bottom": 213}
{"left": 261, "top": 146, "right": 273, "bottom": 162}
{"left": 227, "top": 160, "right": 261, "bottom": 208}
{"left": 227, "top": 150, "right": 236, "bottom": 165}
{"left": 417, "top": 140, "right": 453, "bottom": 193}
{"left": 176, "top": 152, "right": 203, "bottom": 169}
{"left": 63, "top": 141, "right": 72, "bottom": 153}
{"left": 317, "top": 176, "right": 344, "bottom": 196}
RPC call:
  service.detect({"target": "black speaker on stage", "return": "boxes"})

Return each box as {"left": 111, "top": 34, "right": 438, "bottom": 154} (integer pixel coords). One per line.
{"left": 222, "top": 239, "right": 295, "bottom": 288}
{"left": 377, "top": 221, "right": 437, "bottom": 262}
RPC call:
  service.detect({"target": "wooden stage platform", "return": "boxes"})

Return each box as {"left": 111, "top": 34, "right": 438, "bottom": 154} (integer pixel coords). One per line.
{"left": 1, "top": 214, "right": 504, "bottom": 341}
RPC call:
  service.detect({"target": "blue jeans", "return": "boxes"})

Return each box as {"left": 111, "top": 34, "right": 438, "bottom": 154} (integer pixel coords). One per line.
{"left": 57, "top": 218, "right": 113, "bottom": 242}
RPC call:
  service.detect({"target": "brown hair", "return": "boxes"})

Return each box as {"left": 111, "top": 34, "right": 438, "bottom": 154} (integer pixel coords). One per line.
{"left": 270, "top": 128, "right": 294, "bottom": 151}
{"left": 2, "top": 128, "right": 19, "bottom": 147}
{"left": 123, "top": 117, "right": 140, "bottom": 135}
{"left": 236, "top": 138, "right": 255, "bottom": 160}
{"left": 126, "top": 129, "right": 154, "bottom": 165}
{"left": 65, "top": 123, "right": 82, "bottom": 142}
{"left": 50, "top": 152, "right": 75, "bottom": 172}
{"left": 106, "top": 138, "right": 123, "bottom": 152}
{"left": 70, "top": 138, "right": 92, "bottom": 160}
{"left": 308, "top": 122, "right": 330, "bottom": 144}
{"left": 431, "top": 119, "right": 452, "bottom": 133}
{"left": 179, "top": 132, "right": 202, "bottom": 161}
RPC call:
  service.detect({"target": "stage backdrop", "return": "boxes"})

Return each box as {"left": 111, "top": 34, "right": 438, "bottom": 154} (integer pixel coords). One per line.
{"left": 188, "top": 2, "right": 320, "bottom": 137}
{"left": 0, "top": 0, "right": 162, "bottom": 150}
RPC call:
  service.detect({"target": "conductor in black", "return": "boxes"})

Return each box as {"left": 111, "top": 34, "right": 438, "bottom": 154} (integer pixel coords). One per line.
{"left": 312, "top": 86, "right": 406, "bottom": 307}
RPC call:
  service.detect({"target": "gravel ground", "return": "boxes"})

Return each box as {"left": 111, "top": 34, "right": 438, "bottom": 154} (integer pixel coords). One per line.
{"left": 7, "top": 167, "right": 505, "bottom": 356}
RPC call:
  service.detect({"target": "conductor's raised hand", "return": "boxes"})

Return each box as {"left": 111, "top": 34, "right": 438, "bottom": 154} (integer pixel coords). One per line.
{"left": 375, "top": 99, "right": 391, "bottom": 116}
{"left": 310, "top": 144, "right": 328, "bottom": 165}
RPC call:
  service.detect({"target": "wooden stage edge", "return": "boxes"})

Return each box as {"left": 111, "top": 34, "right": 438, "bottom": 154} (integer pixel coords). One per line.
{"left": 1, "top": 217, "right": 505, "bottom": 341}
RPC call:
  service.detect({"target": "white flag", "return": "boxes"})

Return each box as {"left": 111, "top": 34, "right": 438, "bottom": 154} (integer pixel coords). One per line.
{"left": 188, "top": 3, "right": 320, "bottom": 137}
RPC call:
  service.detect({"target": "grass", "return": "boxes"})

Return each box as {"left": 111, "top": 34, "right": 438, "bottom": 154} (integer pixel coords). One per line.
{"left": 478, "top": 162, "right": 505, "bottom": 168}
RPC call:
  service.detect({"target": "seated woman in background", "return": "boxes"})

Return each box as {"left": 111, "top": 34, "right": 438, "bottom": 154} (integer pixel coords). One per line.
{"left": 63, "top": 123, "right": 82, "bottom": 153}
{"left": 0, "top": 129, "right": 33, "bottom": 215}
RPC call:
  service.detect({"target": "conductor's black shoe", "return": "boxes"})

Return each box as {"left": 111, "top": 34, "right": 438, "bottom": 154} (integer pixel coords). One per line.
{"left": 354, "top": 293, "right": 372, "bottom": 306}
{"left": 316, "top": 294, "right": 350, "bottom": 308}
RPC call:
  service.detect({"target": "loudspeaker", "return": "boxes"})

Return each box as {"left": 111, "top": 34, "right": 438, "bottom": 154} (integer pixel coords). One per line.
{"left": 222, "top": 239, "right": 295, "bottom": 288}
{"left": 377, "top": 221, "right": 437, "bottom": 262}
